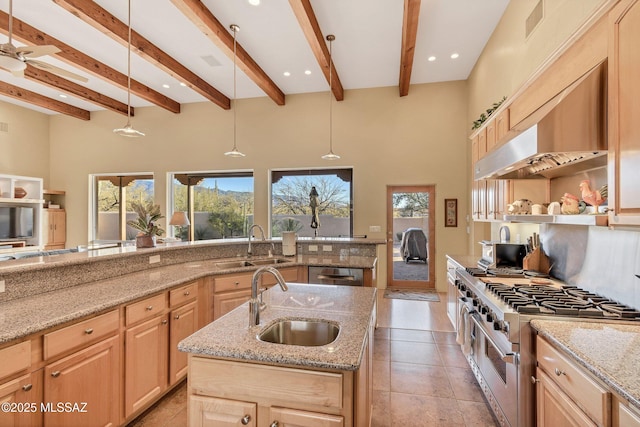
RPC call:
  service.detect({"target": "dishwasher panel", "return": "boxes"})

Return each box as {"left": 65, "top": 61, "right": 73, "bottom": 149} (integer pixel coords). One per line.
{"left": 308, "top": 266, "right": 364, "bottom": 286}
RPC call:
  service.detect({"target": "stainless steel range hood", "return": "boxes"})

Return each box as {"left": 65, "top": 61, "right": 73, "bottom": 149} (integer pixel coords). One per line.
{"left": 474, "top": 60, "right": 607, "bottom": 180}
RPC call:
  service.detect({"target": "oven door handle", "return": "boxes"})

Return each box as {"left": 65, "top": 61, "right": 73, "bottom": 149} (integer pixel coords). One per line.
{"left": 470, "top": 314, "right": 517, "bottom": 365}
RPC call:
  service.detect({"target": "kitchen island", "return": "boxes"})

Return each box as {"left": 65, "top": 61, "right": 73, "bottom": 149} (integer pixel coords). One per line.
{"left": 179, "top": 283, "right": 377, "bottom": 427}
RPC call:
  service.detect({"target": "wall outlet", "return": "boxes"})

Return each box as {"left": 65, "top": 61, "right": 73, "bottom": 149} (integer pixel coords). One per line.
{"left": 322, "top": 245, "right": 332, "bottom": 252}
{"left": 308, "top": 245, "right": 318, "bottom": 252}
{"left": 149, "top": 255, "right": 161, "bottom": 264}
{"left": 369, "top": 225, "right": 381, "bottom": 232}
{"left": 0, "top": 280, "right": 4, "bottom": 293}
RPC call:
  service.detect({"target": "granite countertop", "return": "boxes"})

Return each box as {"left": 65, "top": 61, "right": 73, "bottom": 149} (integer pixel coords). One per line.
{"left": 178, "top": 283, "right": 377, "bottom": 371}
{"left": 0, "top": 253, "right": 377, "bottom": 345}
{"left": 531, "top": 319, "right": 640, "bottom": 410}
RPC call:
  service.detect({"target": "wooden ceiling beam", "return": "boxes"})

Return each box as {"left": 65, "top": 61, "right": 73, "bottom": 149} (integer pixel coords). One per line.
{"left": 52, "top": 0, "right": 230, "bottom": 110}
{"left": 288, "top": 0, "right": 344, "bottom": 101}
{"left": 171, "top": 0, "right": 286, "bottom": 106}
{"left": 0, "top": 81, "right": 90, "bottom": 120}
{"left": 399, "top": 0, "right": 421, "bottom": 97}
{"left": 23, "top": 66, "right": 131, "bottom": 117}
{"left": 0, "top": 10, "right": 180, "bottom": 114}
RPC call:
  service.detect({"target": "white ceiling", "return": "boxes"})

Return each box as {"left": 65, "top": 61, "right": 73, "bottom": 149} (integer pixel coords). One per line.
{"left": 0, "top": 0, "right": 509, "bottom": 116}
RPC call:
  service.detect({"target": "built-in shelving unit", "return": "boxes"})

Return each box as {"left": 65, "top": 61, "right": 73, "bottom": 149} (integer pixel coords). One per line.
{"left": 0, "top": 174, "right": 44, "bottom": 251}
{"left": 502, "top": 214, "right": 608, "bottom": 226}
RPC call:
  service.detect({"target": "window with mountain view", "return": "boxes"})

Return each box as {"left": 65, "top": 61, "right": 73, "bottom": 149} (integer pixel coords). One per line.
{"left": 90, "top": 174, "right": 155, "bottom": 243}
{"left": 169, "top": 172, "right": 254, "bottom": 241}
{"left": 271, "top": 169, "right": 353, "bottom": 238}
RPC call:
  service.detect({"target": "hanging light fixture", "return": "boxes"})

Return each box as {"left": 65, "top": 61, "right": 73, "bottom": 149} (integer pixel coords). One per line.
{"left": 322, "top": 34, "right": 340, "bottom": 160}
{"left": 224, "top": 24, "right": 245, "bottom": 157}
{"left": 114, "top": 0, "right": 144, "bottom": 138}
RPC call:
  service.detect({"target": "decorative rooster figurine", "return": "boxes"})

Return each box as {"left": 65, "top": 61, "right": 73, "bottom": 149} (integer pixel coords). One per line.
{"left": 579, "top": 180, "right": 608, "bottom": 214}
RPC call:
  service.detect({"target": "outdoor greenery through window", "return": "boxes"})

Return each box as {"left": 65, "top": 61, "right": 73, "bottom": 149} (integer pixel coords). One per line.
{"left": 170, "top": 172, "right": 254, "bottom": 241}
{"left": 91, "top": 174, "right": 154, "bottom": 243}
{"left": 271, "top": 169, "right": 353, "bottom": 238}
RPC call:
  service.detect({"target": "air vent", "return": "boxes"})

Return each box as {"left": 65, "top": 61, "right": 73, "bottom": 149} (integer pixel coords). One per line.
{"left": 201, "top": 55, "right": 222, "bottom": 67}
{"left": 0, "top": 122, "right": 8, "bottom": 133}
{"left": 526, "top": 0, "right": 544, "bottom": 38}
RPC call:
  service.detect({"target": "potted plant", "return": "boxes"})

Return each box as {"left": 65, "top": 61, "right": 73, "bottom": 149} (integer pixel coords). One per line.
{"left": 127, "top": 201, "right": 165, "bottom": 248}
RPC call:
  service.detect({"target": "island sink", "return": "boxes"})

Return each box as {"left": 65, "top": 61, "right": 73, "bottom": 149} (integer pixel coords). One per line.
{"left": 257, "top": 319, "right": 340, "bottom": 346}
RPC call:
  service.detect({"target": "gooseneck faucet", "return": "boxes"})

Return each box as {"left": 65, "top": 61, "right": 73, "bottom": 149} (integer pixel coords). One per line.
{"left": 250, "top": 266, "right": 288, "bottom": 326}
{"left": 247, "top": 224, "right": 265, "bottom": 257}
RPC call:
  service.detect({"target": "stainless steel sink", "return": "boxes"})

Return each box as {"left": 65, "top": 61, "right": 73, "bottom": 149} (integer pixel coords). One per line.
{"left": 214, "top": 260, "right": 254, "bottom": 269}
{"left": 249, "top": 258, "right": 291, "bottom": 266}
{"left": 257, "top": 319, "right": 340, "bottom": 346}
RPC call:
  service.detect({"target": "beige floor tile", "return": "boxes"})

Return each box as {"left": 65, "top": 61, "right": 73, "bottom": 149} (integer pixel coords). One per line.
{"left": 446, "top": 366, "right": 485, "bottom": 402}
{"left": 437, "top": 343, "right": 470, "bottom": 368}
{"left": 390, "top": 362, "right": 454, "bottom": 398}
{"left": 389, "top": 393, "right": 466, "bottom": 426}
{"left": 390, "top": 328, "right": 435, "bottom": 343}
{"left": 373, "top": 337, "right": 390, "bottom": 361}
{"left": 390, "top": 340, "right": 443, "bottom": 366}
{"left": 373, "top": 359, "right": 390, "bottom": 391}
{"left": 371, "top": 390, "right": 391, "bottom": 427}
{"left": 374, "top": 326, "right": 390, "bottom": 341}
{"left": 433, "top": 330, "right": 458, "bottom": 345}
{"left": 457, "top": 399, "right": 499, "bottom": 426}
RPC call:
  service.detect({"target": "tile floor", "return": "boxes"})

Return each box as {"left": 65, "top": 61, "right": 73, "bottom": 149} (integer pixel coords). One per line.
{"left": 128, "top": 292, "right": 498, "bottom": 426}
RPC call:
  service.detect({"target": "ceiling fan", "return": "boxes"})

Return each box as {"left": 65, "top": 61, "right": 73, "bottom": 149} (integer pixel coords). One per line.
{"left": 0, "top": 0, "right": 87, "bottom": 82}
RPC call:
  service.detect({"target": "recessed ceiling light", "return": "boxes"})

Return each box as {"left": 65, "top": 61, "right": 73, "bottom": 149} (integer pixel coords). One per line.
{"left": 248, "top": 0, "right": 260, "bottom": 5}
{"left": 162, "top": 84, "right": 170, "bottom": 89}
{"left": 283, "top": 71, "right": 291, "bottom": 77}
{"left": 180, "top": 82, "right": 187, "bottom": 87}
{"left": 450, "top": 53, "right": 459, "bottom": 59}
{"left": 428, "top": 56, "right": 436, "bottom": 62}
{"left": 59, "top": 94, "right": 67, "bottom": 98}
{"left": 304, "top": 70, "right": 311, "bottom": 75}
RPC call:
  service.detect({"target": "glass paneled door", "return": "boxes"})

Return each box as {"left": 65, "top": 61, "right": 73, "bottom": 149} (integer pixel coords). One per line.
{"left": 386, "top": 185, "right": 435, "bottom": 289}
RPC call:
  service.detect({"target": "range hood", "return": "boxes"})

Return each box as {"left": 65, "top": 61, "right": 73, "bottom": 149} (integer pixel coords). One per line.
{"left": 474, "top": 60, "right": 607, "bottom": 180}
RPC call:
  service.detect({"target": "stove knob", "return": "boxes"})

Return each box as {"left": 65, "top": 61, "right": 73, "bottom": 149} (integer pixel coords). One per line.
{"left": 485, "top": 313, "right": 494, "bottom": 322}
{"left": 480, "top": 304, "right": 488, "bottom": 315}
{"left": 502, "top": 322, "right": 509, "bottom": 333}
{"left": 466, "top": 290, "right": 472, "bottom": 298}
{"left": 493, "top": 320, "right": 502, "bottom": 331}
{"left": 472, "top": 298, "right": 479, "bottom": 307}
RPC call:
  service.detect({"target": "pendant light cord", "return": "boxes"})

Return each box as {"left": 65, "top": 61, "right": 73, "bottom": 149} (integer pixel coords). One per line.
{"left": 233, "top": 26, "right": 237, "bottom": 150}
{"left": 8, "top": 0, "right": 13, "bottom": 45}
{"left": 126, "top": 0, "right": 132, "bottom": 124}
{"left": 328, "top": 37, "right": 333, "bottom": 153}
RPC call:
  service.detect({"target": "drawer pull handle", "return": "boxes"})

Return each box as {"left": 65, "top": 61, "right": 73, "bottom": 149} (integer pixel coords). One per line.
{"left": 51, "top": 371, "right": 61, "bottom": 378}
{"left": 162, "top": 319, "right": 168, "bottom": 325}
{"left": 554, "top": 368, "right": 566, "bottom": 376}
{"left": 22, "top": 384, "right": 32, "bottom": 392}
{"left": 530, "top": 376, "right": 539, "bottom": 384}
{"left": 183, "top": 290, "right": 190, "bottom": 296}
{"left": 85, "top": 328, "right": 94, "bottom": 335}
{"left": 146, "top": 305, "right": 153, "bottom": 311}
{"left": 241, "top": 414, "right": 251, "bottom": 425}
{"left": 270, "top": 421, "right": 278, "bottom": 427}
{"left": 174, "top": 315, "right": 180, "bottom": 320}
{"left": 234, "top": 281, "right": 240, "bottom": 286}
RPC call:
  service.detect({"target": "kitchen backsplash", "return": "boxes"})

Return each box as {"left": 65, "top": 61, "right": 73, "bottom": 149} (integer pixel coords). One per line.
{"left": 541, "top": 224, "right": 640, "bottom": 311}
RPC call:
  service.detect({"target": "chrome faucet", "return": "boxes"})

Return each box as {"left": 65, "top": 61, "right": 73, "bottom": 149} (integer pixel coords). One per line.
{"left": 247, "top": 224, "right": 265, "bottom": 257}
{"left": 250, "top": 266, "right": 288, "bottom": 326}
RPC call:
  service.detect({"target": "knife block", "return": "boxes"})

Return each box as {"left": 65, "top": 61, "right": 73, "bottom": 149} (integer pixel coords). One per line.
{"left": 523, "top": 247, "right": 550, "bottom": 273}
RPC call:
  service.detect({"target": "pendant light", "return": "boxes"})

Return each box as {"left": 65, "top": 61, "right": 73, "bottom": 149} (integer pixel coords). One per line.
{"left": 224, "top": 24, "right": 245, "bottom": 157}
{"left": 321, "top": 34, "right": 340, "bottom": 160}
{"left": 113, "top": 0, "right": 144, "bottom": 138}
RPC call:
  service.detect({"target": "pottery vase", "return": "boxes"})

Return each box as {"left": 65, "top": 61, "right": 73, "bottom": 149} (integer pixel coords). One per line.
{"left": 14, "top": 187, "right": 27, "bottom": 199}
{"left": 136, "top": 235, "right": 156, "bottom": 248}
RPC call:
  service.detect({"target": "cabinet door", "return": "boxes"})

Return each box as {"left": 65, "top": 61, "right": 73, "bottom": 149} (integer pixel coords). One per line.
{"left": 486, "top": 120, "right": 497, "bottom": 152}
{"left": 0, "top": 371, "right": 42, "bottom": 427}
{"left": 472, "top": 181, "right": 487, "bottom": 221}
{"left": 189, "top": 395, "right": 256, "bottom": 427}
{"left": 44, "top": 336, "right": 120, "bottom": 427}
{"left": 536, "top": 368, "right": 597, "bottom": 427}
{"left": 477, "top": 128, "right": 487, "bottom": 160}
{"left": 169, "top": 301, "right": 198, "bottom": 385}
{"left": 496, "top": 109, "right": 510, "bottom": 142}
{"left": 125, "top": 314, "right": 168, "bottom": 418}
{"left": 608, "top": 0, "right": 640, "bottom": 224}
{"left": 269, "top": 407, "right": 344, "bottom": 427}
{"left": 214, "top": 289, "right": 251, "bottom": 320}
{"left": 43, "top": 210, "right": 66, "bottom": 248}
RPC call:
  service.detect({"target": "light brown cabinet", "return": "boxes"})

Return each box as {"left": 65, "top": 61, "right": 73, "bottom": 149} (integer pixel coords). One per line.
{"left": 42, "top": 209, "right": 66, "bottom": 250}
{"left": 169, "top": 300, "right": 198, "bottom": 385}
{"left": 0, "top": 371, "right": 42, "bottom": 427}
{"left": 608, "top": 0, "right": 640, "bottom": 225}
{"left": 536, "top": 367, "right": 598, "bottom": 427}
{"left": 44, "top": 336, "right": 120, "bottom": 427}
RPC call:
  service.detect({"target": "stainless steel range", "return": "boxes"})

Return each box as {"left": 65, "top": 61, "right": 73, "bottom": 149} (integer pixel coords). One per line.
{"left": 454, "top": 267, "right": 640, "bottom": 427}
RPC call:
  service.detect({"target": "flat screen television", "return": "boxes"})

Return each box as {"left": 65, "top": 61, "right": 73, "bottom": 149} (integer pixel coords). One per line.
{"left": 0, "top": 206, "right": 34, "bottom": 239}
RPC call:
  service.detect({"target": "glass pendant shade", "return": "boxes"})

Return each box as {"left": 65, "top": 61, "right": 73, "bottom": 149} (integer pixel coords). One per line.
{"left": 224, "top": 24, "right": 245, "bottom": 157}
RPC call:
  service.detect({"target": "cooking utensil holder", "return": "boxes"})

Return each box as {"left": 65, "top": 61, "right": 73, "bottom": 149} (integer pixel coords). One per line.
{"left": 523, "top": 247, "right": 550, "bottom": 272}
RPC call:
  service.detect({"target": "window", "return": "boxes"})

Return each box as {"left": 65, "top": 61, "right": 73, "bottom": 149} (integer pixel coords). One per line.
{"left": 90, "top": 174, "right": 154, "bottom": 243}
{"left": 270, "top": 168, "right": 353, "bottom": 238}
{"left": 170, "top": 171, "right": 254, "bottom": 241}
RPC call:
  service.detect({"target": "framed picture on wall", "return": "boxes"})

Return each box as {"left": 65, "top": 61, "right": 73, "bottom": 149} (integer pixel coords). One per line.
{"left": 445, "top": 198, "right": 457, "bottom": 227}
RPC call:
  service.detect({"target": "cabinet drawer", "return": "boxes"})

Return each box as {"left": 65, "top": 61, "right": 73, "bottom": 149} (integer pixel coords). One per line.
{"left": 214, "top": 274, "right": 253, "bottom": 292}
{"left": 44, "top": 310, "right": 119, "bottom": 360}
{"left": 270, "top": 407, "right": 344, "bottom": 427}
{"left": 126, "top": 293, "right": 167, "bottom": 326}
{"left": 170, "top": 282, "right": 198, "bottom": 307}
{"left": 191, "top": 357, "right": 343, "bottom": 410}
{"left": 261, "top": 267, "right": 298, "bottom": 286}
{"left": 0, "top": 341, "right": 31, "bottom": 380}
{"left": 619, "top": 402, "right": 640, "bottom": 427}
{"left": 537, "top": 336, "right": 609, "bottom": 425}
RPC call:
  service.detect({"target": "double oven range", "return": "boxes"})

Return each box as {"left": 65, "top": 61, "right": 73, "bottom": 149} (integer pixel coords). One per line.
{"left": 452, "top": 264, "right": 640, "bottom": 427}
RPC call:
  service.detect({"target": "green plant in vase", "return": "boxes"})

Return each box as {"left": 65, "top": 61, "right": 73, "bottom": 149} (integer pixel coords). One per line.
{"left": 127, "top": 201, "right": 165, "bottom": 248}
